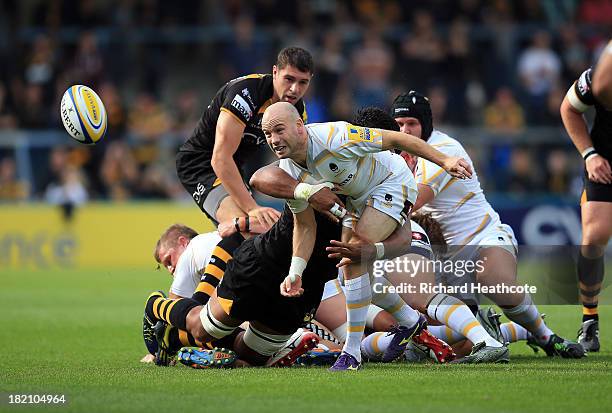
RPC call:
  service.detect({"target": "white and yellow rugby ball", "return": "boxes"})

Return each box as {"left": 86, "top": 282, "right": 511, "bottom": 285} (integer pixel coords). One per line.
{"left": 60, "top": 85, "right": 107, "bottom": 144}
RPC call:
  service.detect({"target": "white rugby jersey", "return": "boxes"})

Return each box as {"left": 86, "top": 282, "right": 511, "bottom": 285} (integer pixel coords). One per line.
{"left": 415, "top": 130, "right": 502, "bottom": 246}
{"left": 280, "top": 121, "right": 416, "bottom": 212}
{"left": 170, "top": 232, "right": 221, "bottom": 297}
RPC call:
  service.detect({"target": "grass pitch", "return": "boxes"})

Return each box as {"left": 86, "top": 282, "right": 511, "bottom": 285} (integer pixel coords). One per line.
{"left": 1, "top": 268, "right": 611, "bottom": 413}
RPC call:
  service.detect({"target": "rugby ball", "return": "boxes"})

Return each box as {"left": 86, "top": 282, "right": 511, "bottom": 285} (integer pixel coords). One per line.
{"left": 60, "top": 85, "right": 107, "bottom": 144}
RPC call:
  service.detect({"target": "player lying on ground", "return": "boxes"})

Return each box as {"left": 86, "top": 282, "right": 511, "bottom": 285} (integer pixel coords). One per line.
{"left": 259, "top": 101, "right": 472, "bottom": 371}
{"left": 391, "top": 91, "right": 584, "bottom": 358}
{"left": 143, "top": 204, "right": 426, "bottom": 368}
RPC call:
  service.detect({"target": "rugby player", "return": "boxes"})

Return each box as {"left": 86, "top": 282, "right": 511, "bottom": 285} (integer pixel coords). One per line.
{"left": 392, "top": 90, "right": 584, "bottom": 358}
{"left": 143, "top": 205, "right": 420, "bottom": 367}
{"left": 176, "top": 47, "right": 313, "bottom": 229}
{"left": 258, "top": 102, "right": 472, "bottom": 370}
{"left": 561, "top": 63, "right": 612, "bottom": 352}
{"left": 592, "top": 39, "right": 612, "bottom": 109}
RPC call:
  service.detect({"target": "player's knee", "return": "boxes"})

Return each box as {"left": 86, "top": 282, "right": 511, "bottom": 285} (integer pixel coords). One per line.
{"left": 581, "top": 226, "right": 610, "bottom": 250}
{"left": 242, "top": 325, "right": 292, "bottom": 361}
{"left": 197, "top": 302, "right": 237, "bottom": 342}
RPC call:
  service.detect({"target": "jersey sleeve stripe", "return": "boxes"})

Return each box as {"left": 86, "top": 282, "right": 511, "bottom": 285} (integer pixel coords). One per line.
{"left": 205, "top": 264, "right": 225, "bottom": 280}
{"left": 212, "top": 246, "right": 233, "bottom": 263}
{"left": 422, "top": 168, "right": 445, "bottom": 185}
{"left": 219, "top": 107, "right": 247, "bottom": 126}
{"left": 566, "top": 83, "right": 590, "bottom": 112}
{"left": 439, "top": 177, "right": 458, "bottom": 193}
{"left": 453, "top": 192, "right": 475, "bottom": 211}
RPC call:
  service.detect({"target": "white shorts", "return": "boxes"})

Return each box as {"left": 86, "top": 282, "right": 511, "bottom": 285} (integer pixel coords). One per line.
{"left": 343, "top": 169, "right": 418, "bottom": 228}
{"left": 473, "top": 223, "right": 518, "bottom": 258}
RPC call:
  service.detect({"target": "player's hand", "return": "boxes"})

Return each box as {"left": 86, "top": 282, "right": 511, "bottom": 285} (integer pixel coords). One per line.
{"left": 280, "top": 274, "right": 304, "bottom": 297}
{"left": 443, "top": 156, "right": 473, "bottom": 180}
{"left": 248, "top": 206, "right": 281, "bottom": 230}
{"left": 140, "top": 354, "right": 155, "bottom": 363}
{"left": 586, "top": 154, "right": 612, "bottom": 184}
{"left": 309, "top": 186, "right": 347, "bottom": 223}
{"left": 217, "top": 220, "right": 237, "bottom": 237}
{"left": 326, "top": 238, "right": 377, "bottom": 268}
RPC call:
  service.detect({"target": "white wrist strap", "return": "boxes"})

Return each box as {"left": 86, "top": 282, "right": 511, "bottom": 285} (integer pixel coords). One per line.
{"left": 581, "top": 147, "right": 595, "bottom": 158}
{"left": 288, "top": 256, "right": 307, "bottom": 282}
{"left": 374, "top": 242, "right": 385, "bottom": 260}
{"left": 294, "top": 182, "right": 334, "bottom": 201}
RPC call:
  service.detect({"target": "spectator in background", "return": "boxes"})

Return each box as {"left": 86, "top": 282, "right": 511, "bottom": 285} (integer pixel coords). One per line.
{"left": 443, "top": 17, "right": 473, "bottom": 125}
{"left": 427, "top": 85, "right": 449, "bottom": 126}
{"left": 0, "top": 156, "right": 29, "bottom": 201}
{"left": 545, "top": 149, "right": 572, "bottom": 194}
{"left": 44, "top": 165, "right": 89, "bottom": 207}
{"left": 171, "top": 90, "right": 200, "bottom": 137}
{"left": 0, "top": 82, "right": 17, "bottom": 128}
{"left": 507, "top": 147, "right": 543, "bottom": 193}
{"left": 351, "top": 28, "right": 394, "bottom": 108}
{"left": 71, "top": 31, "right": 105, "bottom": 89}
{"left": 24, "top": 34, "right": 57, "bottom": 106}
{"left": 558, "top": 25, "right": 589, "bottom": 84}
{"left": 543, "top": 85, "right": 565, "bottom": 125}
{"left": 16, "top": 84, "right": 49, "bottom": 129}
{"left": 98, "top": 82, "right": 127, "bottom": 139}
{"left": 517, "top": 30, "right": 562, "bottom": 124}
{"left": 220, "top": 14, "right": 270, "bottom": 80}
{"left": 314, "top": 30, "right": 347, "bottom": 111}
{"left": 399, "top": 10, "right": 445, "bottom": 87}
{"left": 100, "top": 141, "right": 139, "bottom": 200}
{"left": 483, "top": 87, "right": 525, "bottom": 133}
{"left": 128, "top": 92, "right": 171, "bottom": 141}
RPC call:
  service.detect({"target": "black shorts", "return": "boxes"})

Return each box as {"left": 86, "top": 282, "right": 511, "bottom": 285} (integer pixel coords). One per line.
{"left": 176, "top": 150, "right": 231, "bottom": 224}
{"left": 582, "top": 170, "right": 612, "bottom": 204}
{"left": 216, "top": 239, "right": 324, "bottom": 334}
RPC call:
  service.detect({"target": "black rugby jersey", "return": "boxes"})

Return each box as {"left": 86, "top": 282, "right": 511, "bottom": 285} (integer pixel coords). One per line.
{"left": 253, "top": 205, "right": 340, "bottom": 286}
{"left": 180, "top": 74, "right": 307, "bottom": 169}
{"left": 572, "top": 68, "right": 612, "bottom": 159}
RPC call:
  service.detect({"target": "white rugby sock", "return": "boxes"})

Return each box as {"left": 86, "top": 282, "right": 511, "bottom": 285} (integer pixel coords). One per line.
{"left": 427, "top": 294, "right": 502, "bottom": 347}
{"left": 500, "top": 322, "right": 528, "bottom": 343}
{"left": 371, "top": 277, "right": 420, "bottom": 327}
{"left": 342, "top": 273, "right": 371, "bottom": 362}
{"left": 426, "top": 325, "right": 465, "bottom": 345}
{"left": 502, "top": 293, "right": 553, "bottom": 344}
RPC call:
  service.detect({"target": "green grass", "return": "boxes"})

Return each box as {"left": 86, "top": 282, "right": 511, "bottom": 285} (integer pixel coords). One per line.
{"left": 1, "top": 268, "right": 611, "bottom": 413}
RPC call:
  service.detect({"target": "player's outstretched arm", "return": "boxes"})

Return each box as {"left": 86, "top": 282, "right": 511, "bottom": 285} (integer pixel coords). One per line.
{"left": 250, "top": 164, "right": 347, "bottom": 222}
{"left": 593, "top": 40, "right": 612, "bottom": 109}
{"left": 561, "top": 94, "right": 612, "bottom": 184}
{"left": 326, "top": 221, "right": 413, "bottom": 267}
{"left": 213, "top": 112, "right": 280, "bottom": 227}
{"left": 380, "top": 130, "right": 472, "bottom": 179}
{"left": 281, "top": 206, "right": 317, "bottom": 297}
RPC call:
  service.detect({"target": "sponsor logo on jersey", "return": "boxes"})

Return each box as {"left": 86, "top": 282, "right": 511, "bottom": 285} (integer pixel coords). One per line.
{"left": 338, "top": 173, "right": 354, "bottom": 186}
{"left": 577, "top": 71, "right": 590, "bottom": 96}
{"left": 413, "top": 232, "right": 423, "bottom": 240}
{"left": 231, "top": 94, "right": 253, "bottom": 120}
{"left": 347, "top": 125, "right": 380, "bottom": 143}
{"left": 329, "top": 163, "right": 338, "bottom": 172}
{"left": 241, "top": 88, "right": 255, "bottom": 107}
{"left": 385, "top": 193, "right": 393, "bottom": 202}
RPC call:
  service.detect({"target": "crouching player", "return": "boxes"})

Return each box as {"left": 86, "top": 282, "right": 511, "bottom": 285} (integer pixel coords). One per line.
{"left": 143, "top": 202, "right": 421, "bottom": 368}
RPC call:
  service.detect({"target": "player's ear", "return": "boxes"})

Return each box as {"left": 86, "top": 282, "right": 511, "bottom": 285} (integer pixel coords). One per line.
{"left": 177, "top": 235, "right": 189, "bottom": 247}
{"left": 272, "top": 65, "right": 278, "bottom": 78}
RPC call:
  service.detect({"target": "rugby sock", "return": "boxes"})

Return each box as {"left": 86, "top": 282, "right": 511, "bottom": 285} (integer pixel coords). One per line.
{"left": 426, "top": 325, "right": 465, "bottom": 345}
{"left": 343, "top": 273, "right": 371, "bottom": 362}
{"left": 360, "top": 332, "right": 389, "bottom": 360}
{"left": 331, "top": 324, "right": 347, "bottom": 343}
{"left": 306, "top": 321, "right": 342, "bottom": 345}
{"left": 370, "top": 277, "right": 420, "bottom": 327}
{"left": 146, "top": 295, "right": 199, "bottom": 331}
{"left": 427, "top": 294, "right": 503, "bottom": 347}
{"left": 577, "top": 251, "right": 604, "bottom": 322}
{"left": 192, "top": 233, "right": 244, "bottom": 305}
{"left": 502, "top": 293, "right": 553, "bottom": 344}
{"left": 168, "top": 327, "right": 203, "bottom": 350}
{"left": 500, "top": 322, "right": 528, "bottom": 343}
